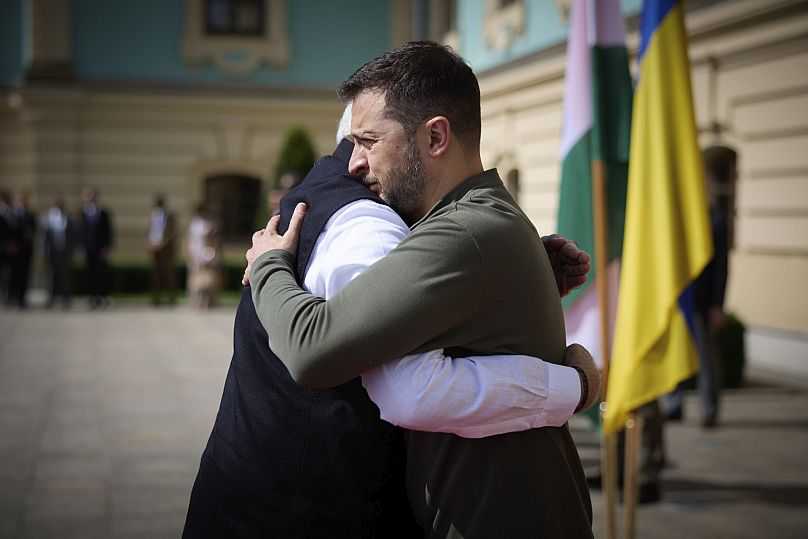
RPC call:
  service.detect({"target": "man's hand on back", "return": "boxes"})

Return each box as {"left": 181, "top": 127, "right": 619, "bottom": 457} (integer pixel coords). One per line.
{"left": 242, "top": 202, "right": 307, "bottom": 285}
{"left": 542, "top": 234, "right": 591, "bottom": 297}
{"left": 563, "top": 343, "right": 601, "bottom": 413}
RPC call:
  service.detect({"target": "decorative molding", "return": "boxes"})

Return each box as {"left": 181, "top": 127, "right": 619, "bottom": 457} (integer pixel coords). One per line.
{"left": 182, "top": 0, "right": 290, "bottom": 77}
{"left": 484, "top": 0, "right": 525, "bottom": 51}
{"left": 479, "top": 0, "right": 808, "bottom": 97}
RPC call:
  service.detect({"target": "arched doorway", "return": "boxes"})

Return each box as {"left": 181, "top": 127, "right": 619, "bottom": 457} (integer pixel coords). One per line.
{"left": 204, "top": 174, "right": 262, "bottom": 244}
{"left": 702, "top": 145, "right": 737, "bottom": 249}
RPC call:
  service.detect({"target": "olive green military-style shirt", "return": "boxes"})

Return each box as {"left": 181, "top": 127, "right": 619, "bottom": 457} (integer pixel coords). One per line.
{"left": 251, "top": 169, "right": 592, "bottom": 538}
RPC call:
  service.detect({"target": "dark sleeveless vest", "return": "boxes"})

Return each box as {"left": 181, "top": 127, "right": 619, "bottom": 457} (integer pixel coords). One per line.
{"left": 183, "top": 140, "right": 419, "bottom": 538}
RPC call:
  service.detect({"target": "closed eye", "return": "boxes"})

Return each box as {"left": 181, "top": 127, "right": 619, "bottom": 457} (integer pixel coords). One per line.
{"left": 354, "top": 136, "right": 376, "bottom": 150}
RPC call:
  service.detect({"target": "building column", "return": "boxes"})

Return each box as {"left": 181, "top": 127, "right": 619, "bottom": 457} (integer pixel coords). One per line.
{"left": 27, "top": 0, "right": 73, "bottom": 81}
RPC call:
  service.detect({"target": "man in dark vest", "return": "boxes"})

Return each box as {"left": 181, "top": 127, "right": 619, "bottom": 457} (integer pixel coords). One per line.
{"left": 249, "top": 41, "right": 594, "bottom": 537}
{"left": 183, "top": 101, "right": 598, "bottom": 536}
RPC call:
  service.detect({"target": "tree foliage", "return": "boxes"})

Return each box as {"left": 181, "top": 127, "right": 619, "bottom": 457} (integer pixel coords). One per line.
{"left": 272, "top": 126, "right": 317, "bottom": 189}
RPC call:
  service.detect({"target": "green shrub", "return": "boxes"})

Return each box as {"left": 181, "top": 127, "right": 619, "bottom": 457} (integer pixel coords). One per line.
{"left": 272, "top": 126, "right": 317, "bottom": 190}
{"left": 253, "top": 126, "right": 317, "bottom": 229}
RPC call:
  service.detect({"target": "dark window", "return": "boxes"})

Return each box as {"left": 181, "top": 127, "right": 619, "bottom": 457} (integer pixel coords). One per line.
{"left": 205, "top": 175, "right": 261, "bottom": 243}
{"left": 500, "top": 0, "right": 518, "bottom": 7}
{"left": 206, "top": 0, "right": 265, "bottom": 36}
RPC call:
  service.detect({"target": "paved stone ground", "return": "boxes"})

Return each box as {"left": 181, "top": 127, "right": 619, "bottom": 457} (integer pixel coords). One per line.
{"left": 0, "top": 304, "right": 233, "bottom": 539}
{"left": 579, "top": 379, "right": 808, "bottom": 539}
{"left": 1, "top": 304, "right": 807, "bottom": 538}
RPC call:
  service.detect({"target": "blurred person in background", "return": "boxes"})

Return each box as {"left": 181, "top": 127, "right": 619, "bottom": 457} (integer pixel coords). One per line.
{"left": 43, "top": 194, "right": 76, "bottom": 309}
{"left": 0, "top": 191, "right": 12, "bottom": 302}
{"left": 147, "top": 194, "right": 177, "bottom": 306}
{"left": 80, "top": 187, "right": 113, "bottom": 309}
{"left": 662, "top": 150, "right": 731, "bottom": 428}
{"left": 7, "top": 191, "right": 35, "bottom": 309}
{"left": 186, "top": 203, "right": 221, "bottom": 310}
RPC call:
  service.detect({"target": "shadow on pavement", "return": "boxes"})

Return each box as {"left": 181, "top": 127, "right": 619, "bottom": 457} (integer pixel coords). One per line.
{"left": 664, "top": 478, "right": 808, "bottom": 507}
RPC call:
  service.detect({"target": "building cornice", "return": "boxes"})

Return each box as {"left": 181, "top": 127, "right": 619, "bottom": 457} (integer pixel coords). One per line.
{"left": 478, "top": 0, "right": 808, "bottom": 99}
{"left": 0, "top": 80, "right": 339, "bottom": 103}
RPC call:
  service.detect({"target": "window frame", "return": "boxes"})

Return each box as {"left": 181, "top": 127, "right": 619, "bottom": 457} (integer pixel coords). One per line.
{"left": 183, "top": 0, "right": 290, "bottom": 76}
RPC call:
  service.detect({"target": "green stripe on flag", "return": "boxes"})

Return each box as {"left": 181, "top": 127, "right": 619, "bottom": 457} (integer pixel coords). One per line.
{"left": 558, "top": 132, "right": 594, "bottom": 310}
{"left": 592, "top": 46, "right": 633, "bottom": 163}
{"left": 558, "top": 43, "right": 632, "bottom": 311}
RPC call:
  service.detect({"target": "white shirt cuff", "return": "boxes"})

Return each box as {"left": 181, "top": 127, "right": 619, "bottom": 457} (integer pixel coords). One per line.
{"left": 537, "top": 363, "right": 581, "bottom": 427}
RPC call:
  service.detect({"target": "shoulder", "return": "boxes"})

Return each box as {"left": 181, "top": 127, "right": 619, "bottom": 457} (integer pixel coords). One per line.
{"left": 301, "top": 153, "right": 348, "bottom": 185}
{"left": 402, "top": 212, "right": 482, "bottom": 269}
{"left": 457, "top": 185, "right": 536, "bottom": 239}
{"left": 327, "top": 199, "right": 407, "bottom": 231}
{"left": 305, "top": 199, "right": 409, "bottom": 292}
{"left": 411, "top": 187, "right": 541, "bottom": 270}
{"left": 317, "top": 199, "right": 409, "bottom": 257}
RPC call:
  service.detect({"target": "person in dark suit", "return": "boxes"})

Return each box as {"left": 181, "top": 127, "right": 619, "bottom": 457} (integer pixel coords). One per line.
{"left": 691, "top": 206, "right": 729, "bottom": 426}
{"left": 662, "top": 150, "right": 732, "bottom": 429}
{"left": 80, "top": 187, "right": 113, "bottom": 308}
{"left": 0, "top": 191, "right": 13, "bottom": 302}
{"left": 44, "top": 194, "right": 76, "bottom": 308}
{"left": 7, "top": 192, "right": 36, "bottom": 309}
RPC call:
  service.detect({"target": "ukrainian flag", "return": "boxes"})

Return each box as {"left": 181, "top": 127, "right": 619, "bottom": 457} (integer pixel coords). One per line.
{"left": 604, "top": 0, "right": 713, "bottom": 435}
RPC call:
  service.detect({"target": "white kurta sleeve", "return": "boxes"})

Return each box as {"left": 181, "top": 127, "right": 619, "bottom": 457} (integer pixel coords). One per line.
{"left": 302, "top": 199, "right": 581, "bottom": 438}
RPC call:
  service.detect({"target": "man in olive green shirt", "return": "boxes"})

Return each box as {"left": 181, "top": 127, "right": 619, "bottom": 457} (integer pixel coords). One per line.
{"left": 249, "top": 41, "right": 593, "bottom": 538}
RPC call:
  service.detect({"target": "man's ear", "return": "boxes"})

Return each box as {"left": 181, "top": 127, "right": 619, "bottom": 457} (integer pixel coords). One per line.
{"left": 425, "top": 116, "right": 450, "bottom": 157}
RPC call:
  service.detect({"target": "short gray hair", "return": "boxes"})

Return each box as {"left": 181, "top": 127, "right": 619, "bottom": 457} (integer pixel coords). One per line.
{"left": 336, "top": 102, "right": 353, "bottom": 145}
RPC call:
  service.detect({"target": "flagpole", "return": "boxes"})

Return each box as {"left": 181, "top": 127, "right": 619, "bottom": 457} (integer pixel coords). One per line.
{"left": 623, "top": 413, "right": 643, "bottom": 539}
{"left": 592, "top": 159, "right": 618, "bottom": 539}
{"left": 592, "top": 160, "right": 610, "bottom": 399}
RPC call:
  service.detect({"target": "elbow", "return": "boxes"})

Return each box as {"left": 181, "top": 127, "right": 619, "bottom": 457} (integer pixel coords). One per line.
{"left": 379, "top": 396, "right": 435, "bottom": 431}
{"left": 280, "top": 349, "right": 341, "bottom": 389}
{"left": 364, "top": 375, "right": 426, "bottom": 429}
{"left": 379, "top": 407, "right": 417, "bottom": 430}
{"left": 283, "top": 359, "right": 324, "bottom": 388}
{"left": 287, "top": 366, "right": 325, "bottom": 389}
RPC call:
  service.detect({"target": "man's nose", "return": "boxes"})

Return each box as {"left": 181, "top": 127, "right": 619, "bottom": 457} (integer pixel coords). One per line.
{"left": 348, "top": 147, "right": 369, "bottom": 177}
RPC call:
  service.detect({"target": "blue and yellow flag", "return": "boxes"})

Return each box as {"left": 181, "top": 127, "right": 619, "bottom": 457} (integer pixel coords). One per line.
{"left": 604, "top": 0, "right": 713, "bottom": 434}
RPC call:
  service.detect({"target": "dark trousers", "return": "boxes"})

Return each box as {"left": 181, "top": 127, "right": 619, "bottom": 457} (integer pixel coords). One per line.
{"left": 8, "top": 245, "right": 32, "bottom": 307}
{"left": 661, "top": 311, "right": 720, "bottom": 421}
{"left": 151, "top": 248, "right": 176, "bottom": 304}
{"left": 86, "top": 252, "right": 110, "bottom": 302}
{"left": 0, "top": 255, "right": 9, "bottom": 301}
{"left": 48, "top": 251, "right": 73, "bottom": 306}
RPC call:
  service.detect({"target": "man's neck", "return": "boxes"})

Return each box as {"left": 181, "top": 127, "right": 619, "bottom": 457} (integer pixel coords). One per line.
{"left": 415, "top": 152, "right": 484, "bottom": 221}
